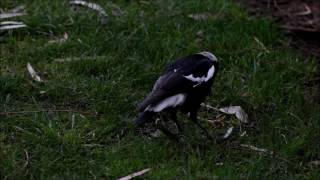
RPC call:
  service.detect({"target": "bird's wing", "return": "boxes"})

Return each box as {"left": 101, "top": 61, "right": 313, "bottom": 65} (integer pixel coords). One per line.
{"left": 138, "top": 71, "right": 194, "bottom": 111}
{"left": 138, "top": 57, "right": 216, "bottom": 112}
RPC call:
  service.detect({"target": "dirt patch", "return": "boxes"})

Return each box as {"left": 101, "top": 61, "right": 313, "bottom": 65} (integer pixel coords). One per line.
{"left": 240, "top": 0, "right": 320, "bottom": 59}
{"left": 239, "top": 0, "right": 320, "bottom": 103}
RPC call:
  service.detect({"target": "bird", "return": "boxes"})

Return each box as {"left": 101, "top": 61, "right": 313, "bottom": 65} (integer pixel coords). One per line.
{"left": 136, "top": 51, "right": 219, "bottom": 139}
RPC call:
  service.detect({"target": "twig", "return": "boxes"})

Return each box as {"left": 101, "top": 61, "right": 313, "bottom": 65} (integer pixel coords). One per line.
{"left": 240, "top": 144, "right": 274, "bottom": 155}
{"left": 254, "top": 37, "right": 270, "bottom": 53}
{"left": 308, "top": 161, "right": 320, "bottom": 167}
{"left": 231, "top": 143, "right": 306, "bottom": 171}
{"left": 273, "top": 0, "right": 289, "bottom": 17}
{"left": 22, "top": 149, "right": 29, "bottom": 170}
{"left": 118, "top": 168, "right": 151, "bottom": 180}
{"left": 54, "top": 55, "right": 107, "bottom": 62}
{"left": 294, "top": 3, "right": 311, "bottom": 16}
{"left": 0, "top": 12, "right": 27, "bottom": 19}
{"left": 200, "top": 103, "right": 220, "bottom": 111}
{"left": 0, "top": 24, "right": 27, "bottom": 30}
{"left": 0, "top": 109, "right": 96, "bottom": 116}
{"left": 83, "top": 144, "right": 104, "bottom": 147}
{"left": 280, "top": 25, "right": 318, "bottom": 32}
{"left": 4, "top": 149, "right": 29, "bottom": 180}
{"left": 0, "top": 21, "right": 27, "bottom": 30}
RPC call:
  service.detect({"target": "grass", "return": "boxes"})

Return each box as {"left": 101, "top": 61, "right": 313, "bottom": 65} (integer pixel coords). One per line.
{"left": 1, "top": 0, "right": 319, "bottom": 179}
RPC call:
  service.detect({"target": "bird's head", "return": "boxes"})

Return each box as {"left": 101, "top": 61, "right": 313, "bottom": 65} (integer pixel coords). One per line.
{"left": 197, "top": 51, "right": 218, "bottom": 62}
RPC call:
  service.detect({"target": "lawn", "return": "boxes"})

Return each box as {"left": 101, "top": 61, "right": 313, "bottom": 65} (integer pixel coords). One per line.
{"left": 1, "top": 0, "right": 319, "bottom": 179}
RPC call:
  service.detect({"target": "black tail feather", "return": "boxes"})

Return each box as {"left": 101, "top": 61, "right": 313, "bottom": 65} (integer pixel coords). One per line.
{"left": 135, "top": 111, "right": 156, "bottom": 127}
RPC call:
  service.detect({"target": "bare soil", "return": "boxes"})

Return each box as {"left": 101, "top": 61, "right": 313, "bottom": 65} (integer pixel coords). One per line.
{"left": 239, "top": 0, "right": 320, "bottom": 103}
{"left": 240, "top": 0, "right": 320, "bottom": 59}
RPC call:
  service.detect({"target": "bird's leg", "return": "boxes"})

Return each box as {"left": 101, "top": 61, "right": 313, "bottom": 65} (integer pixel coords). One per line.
{"left": 190, "top": 111, "right": 213, "bottom": 140}
{"left": 167, "top": 109, "right": 182, "bottom": 132}
{"left": 157, "top": 113, "right": 179, "bottom": 141}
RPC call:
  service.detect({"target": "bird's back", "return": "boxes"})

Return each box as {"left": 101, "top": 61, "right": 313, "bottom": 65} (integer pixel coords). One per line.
{"left": 138, "top": 53, "right": 218, "bottom": 112}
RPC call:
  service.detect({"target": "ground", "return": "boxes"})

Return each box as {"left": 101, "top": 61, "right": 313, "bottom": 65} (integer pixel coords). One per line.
{"left": 242, "top": 0, "right": 320, "bottom": 58}
{"left": 1, "top": 0, "right": 320, "bottom": 179}
{"left": 241, "top": 0, "right": 320, "bottom": 104}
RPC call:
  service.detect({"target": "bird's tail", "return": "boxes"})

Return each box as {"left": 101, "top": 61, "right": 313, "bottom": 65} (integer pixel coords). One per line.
{"left": 135, "top": 111, "right": 156, "bottom": 127}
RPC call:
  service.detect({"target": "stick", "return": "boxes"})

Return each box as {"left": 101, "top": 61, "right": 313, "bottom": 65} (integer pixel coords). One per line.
{"left": 240, "top": 144, "right": 274, "bottom": 155}
{"left": 118, "top": 168, "right": 151, "bottom": 180}
{"left": 0, "top": 109, "right": 96, "bottom": 116}
{"left": 200, "top": 103, "right": 220, "bottom": 111}
{"left": 3, "top": 149, "right": 29, "bottom": 180}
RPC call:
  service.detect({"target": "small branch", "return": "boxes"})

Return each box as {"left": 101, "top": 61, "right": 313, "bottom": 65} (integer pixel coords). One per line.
{"left": 4, "top": 149, "right": 29, "bottom": 180}
{"left": 240, "top": 144, "right": 274, "bottom": 155}
{"left": 230, "top": 143, "right": 298, "bottom": 167}
{"left": 254, "top": 37, "right": 270, "bottom": 53}
{"left": 280, "top": 25, "right": 318, "bottom": 32}
{"left": 118, "top": 168, "right": 151, "bottom": 180}
{"left": 22, "top": 149, "right": 29, "bottom": 170}
{"left": 0, "top": 12, "right": 27, "bottom": 19}
{"left": 200, "top": 103, "right": 220, "bottom": 111}
{"left": 0, "top": 109, "right": 97, "bottom": 116}
{"left": 294, "top": 3, "right": 312, "bottom": 16}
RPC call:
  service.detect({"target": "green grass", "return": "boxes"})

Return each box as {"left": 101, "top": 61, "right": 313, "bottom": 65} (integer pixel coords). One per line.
{"left": 1, "top": 0, "right": 319, "bottom": 179}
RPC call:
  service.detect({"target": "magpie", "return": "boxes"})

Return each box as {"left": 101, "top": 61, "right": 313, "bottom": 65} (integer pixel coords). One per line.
{"left": 136, "top": 51, "right": 219, "bottom": 139}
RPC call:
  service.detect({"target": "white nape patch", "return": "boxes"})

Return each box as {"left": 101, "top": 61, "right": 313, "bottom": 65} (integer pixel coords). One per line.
{"left": 146, "top": 93, "right": 186, "bottom": 112}
{"left": 184, "top": 65, "right": 215, "bottom": 85}
{"left": 197, "top": 51, "right": 218, "bottom": 62}
{"left": 174, "top": 69, "right": 177, "bottom": 72}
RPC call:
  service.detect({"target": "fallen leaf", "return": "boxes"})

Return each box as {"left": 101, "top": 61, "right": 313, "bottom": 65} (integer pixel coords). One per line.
{"left": 70, "top": 0, "right": 107, "bottom": 17}
{"left": 109, "top": 3, "right": 124, "bottom": 17}
{"left": 240, "top": 144, "right": 274, "bottom": 155}
{"left": 219, "top": 106, "right": 249, "bottom": 123}
{"left": 222, "top": 126, "right": 234, "bottom": 139}
{"left": 48, "top": 32, "right": 69, "bottom": 44}
{"left": 150, "top": 129, "right": 162, "bottom": 138}
{"left": 118, "top": 168, "right": 151, "bottom": 180}
{"left": 202, "top": 104, "right": 249, "bottom": 123}
{"left": 240, "top": 131, "right": 247, "bottom": 137}
{"left": 26, "top": 63, "right": 43, "bottom": 82}
{"left": 196, "top": 30, "right": 204, "bottom": 37}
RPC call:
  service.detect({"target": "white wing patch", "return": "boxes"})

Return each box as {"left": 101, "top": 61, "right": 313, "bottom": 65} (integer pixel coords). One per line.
{"left": 183, "top": 65, "right": 215, "bottom": 85}
{"left": 146, "top": 93, "right": 186, "bottom": 112}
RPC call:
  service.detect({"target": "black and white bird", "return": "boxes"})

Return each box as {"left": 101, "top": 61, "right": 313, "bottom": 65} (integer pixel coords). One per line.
{"left": 136, "top": 51, "right": 219, "bottom": 138}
